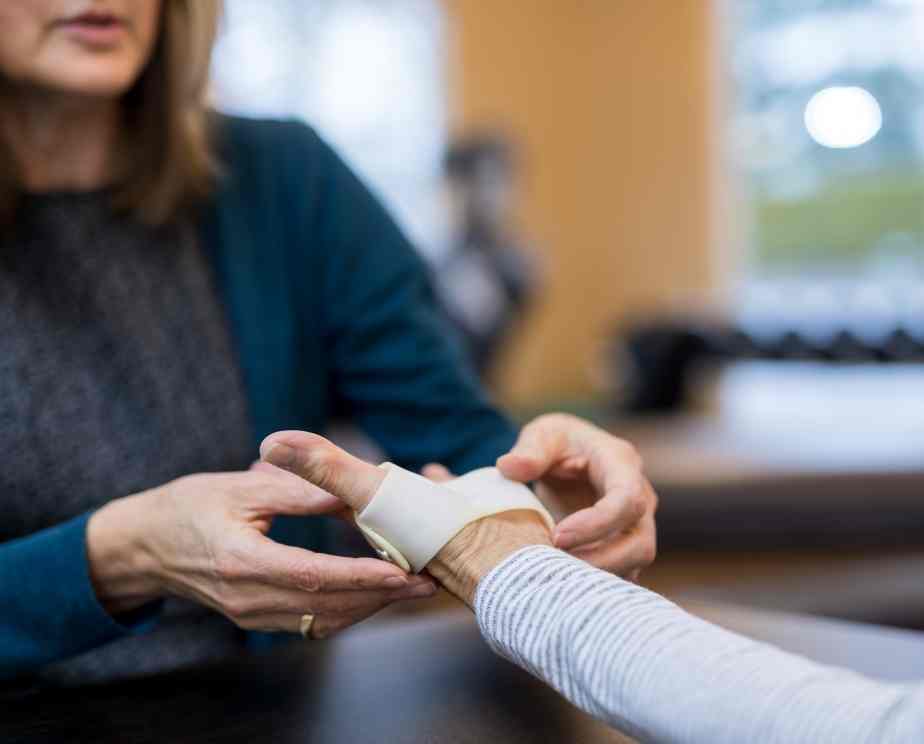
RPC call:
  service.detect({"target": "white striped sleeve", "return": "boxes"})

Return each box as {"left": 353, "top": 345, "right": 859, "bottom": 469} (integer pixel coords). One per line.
{"left": 473, "top": 545, "right": 924, "bottom": 743}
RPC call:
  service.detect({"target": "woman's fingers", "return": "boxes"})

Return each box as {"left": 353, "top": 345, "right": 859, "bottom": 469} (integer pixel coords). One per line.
{"left": 567, "top": 513, "right": 657, "bottom": 577}
{"left": 245, "top": 461, "right": 347, "bottom": 517}
{"left": 553, "top": 473, "right": 650, "bottom": 549}
{"left": 499, "top": 415, "right": 650, "bottom": 550}
{"left": 241, "top": 578, "right": 439, "bottom": 637}
{"left": 498, "top": 414, "right": 642, "bottom": 487}
{"left": 260, "top": 431, "right": 384, "bottom": 511}
{"left": 496, "top": 415, "right": 572, "bottom": 482}
{"left": 242, "top": 537, "right": 414, "bottom": 592}
{"left": 422, "top": 463, "right": 454, "bottom": 482}
{"left": 496, "top": 413, "right": 614, "bottom": 478}
{"left": 227, "top": 578, "right": 437, "bottom": 618}
{"left": 241, "top": 597, "right": 393, "bottom": 637}
{"left": 210, "top": 533, "right": 437, "bottom": 632}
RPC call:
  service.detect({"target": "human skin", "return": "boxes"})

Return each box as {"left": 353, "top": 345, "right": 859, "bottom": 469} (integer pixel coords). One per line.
{"left": 260, "top": 428, "right": 657, "bottom": 606}
{"left": 470, "top": 413, "right": 656, "bottom": 581}
{"left": 0, "top": 0, "right": 438, "bottom": 640}
{"left": 0, "top": 0, "right": 162, "bottom": 191}
{"left": 1, "top": 2, "right": 656, "bottom": 639}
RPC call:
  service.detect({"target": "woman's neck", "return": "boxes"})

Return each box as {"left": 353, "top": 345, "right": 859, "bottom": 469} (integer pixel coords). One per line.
{"left": 0, "top": 86, "right": 122, "bottom": 193}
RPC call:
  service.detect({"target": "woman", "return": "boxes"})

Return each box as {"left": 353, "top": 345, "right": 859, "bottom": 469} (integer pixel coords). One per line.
{"left": 0, "top": 1, "right": 656, "bottom": 684}
{"left": 266, "top": 430, "right": 924, "bottom": 744}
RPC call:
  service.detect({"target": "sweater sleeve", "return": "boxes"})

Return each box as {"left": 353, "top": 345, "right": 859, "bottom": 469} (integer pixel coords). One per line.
{"left": 474, "top": 546, "right": 924, "bottom": 744}
{"left": 311, "top": 133, "right": 518, "bottom": 474}
{"left": 0, "top": 513, "right": 158, "bottom": 680}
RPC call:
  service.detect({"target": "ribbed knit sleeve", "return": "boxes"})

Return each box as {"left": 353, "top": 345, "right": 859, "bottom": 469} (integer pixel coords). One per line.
{"left": 0, "top": 514, "right": 159, "bottom": 680}
{"left": 474, "top": 546, "right": 924, "bottom": 743}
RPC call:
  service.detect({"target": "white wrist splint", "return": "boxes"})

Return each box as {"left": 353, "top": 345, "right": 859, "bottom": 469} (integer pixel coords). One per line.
{"left": 355, "top": 464, "right": 555, "bottom": 573}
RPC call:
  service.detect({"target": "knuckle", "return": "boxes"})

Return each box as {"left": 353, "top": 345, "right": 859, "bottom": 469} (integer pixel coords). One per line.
{"left": 224, "top": 481, "right": 252, "bottom": 506}
{"left": 299, "top": 444, "right": 342, "bottom": 491}
{"left": 605, "top": 490, "right": 643, "bottom": 526}
{"left": 220, "top": 595, "right": 252, "bottom": 620}
{"left": 351, "top": 559, "right": 383, "bottom": 588}
{"left": 213, "top": 553, "right": 247, "bottom": 582}
{"left": 628, "top": 492, "right": 648, "bottom": 522}
{"left": 348, "top": 567, "right": 371, "bottom": 590}
{"left": 240, "top": 469, "right": 265, "bottom": 485}
{"left": 640, "top": 540, "right": 658, "bottom": 566}
{"left": 611, "top": 437, "right": 642, "bottom": 467}
{"left": 295, "top": 563, "right": 324, "bottom": 593}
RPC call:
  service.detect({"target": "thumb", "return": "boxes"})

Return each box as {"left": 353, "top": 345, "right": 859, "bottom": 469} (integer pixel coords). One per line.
{"left": 259, "top": 431, "right": 384, "bottom": 511}
{"left": 249, "top": 460, "right": 346, "bottom": 515}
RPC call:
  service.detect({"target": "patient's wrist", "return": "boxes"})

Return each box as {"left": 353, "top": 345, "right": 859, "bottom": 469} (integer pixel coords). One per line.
{"left": 428, "top": 511, "right": 553, "bottom": 608}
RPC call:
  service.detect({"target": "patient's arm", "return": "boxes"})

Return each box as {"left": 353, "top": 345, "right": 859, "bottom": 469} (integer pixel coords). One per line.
{"left": 474, "top": 545, "right": 924, "bottom": 744}
{"left": 262, "top": 432, "right": 924, "bottom": 744}
{"left": 427, "top": 504, "right": 924, "bottom": 743}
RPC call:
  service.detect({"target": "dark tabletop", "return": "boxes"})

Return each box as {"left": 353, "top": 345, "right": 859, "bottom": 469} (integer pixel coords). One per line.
{"left": 1, "top": 611, "right": 630, "bottom": 744}
{"left": 6, "top": 602, "right": 924, "bottom": 744}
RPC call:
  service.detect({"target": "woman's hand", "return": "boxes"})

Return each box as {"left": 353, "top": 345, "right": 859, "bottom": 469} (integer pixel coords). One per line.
{"left": 86, "top": 466, "right": 436, "bottom": 638}
{"left": 260, "top": 432, "right": 554, "bottom": 608}
{"left": 493, "top": 413, "right": 657, "bottom": 581}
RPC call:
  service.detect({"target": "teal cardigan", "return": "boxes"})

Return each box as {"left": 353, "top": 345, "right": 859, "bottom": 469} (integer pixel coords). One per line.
{"left": 0, "top": 117, "right": 517, "bottom": 679}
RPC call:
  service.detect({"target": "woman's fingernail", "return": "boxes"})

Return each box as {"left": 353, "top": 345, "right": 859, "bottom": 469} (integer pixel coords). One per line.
{"left": 555, "top": 530, "right": 576, "bottom": 549}
{"left": 395, "top": 583, "right": 437, "bottom": 599}
{"left": 384, "top": 576, "right": 408, "bottom": 589}
{"left": 262, "top": 442, "right": 295, "bottom": 469}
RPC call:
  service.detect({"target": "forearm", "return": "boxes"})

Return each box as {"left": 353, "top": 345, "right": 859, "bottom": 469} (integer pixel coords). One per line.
{"left": 474, "top": 546, "right": 924, "bottom": 744}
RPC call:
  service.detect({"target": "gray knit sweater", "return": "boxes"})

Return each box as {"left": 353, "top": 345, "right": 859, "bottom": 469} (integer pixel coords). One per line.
{"left": 475, "top": 546, "right": 924, "bottom": 743}
{"left": 1, "top": 192, "right": 255, "bottom": 683}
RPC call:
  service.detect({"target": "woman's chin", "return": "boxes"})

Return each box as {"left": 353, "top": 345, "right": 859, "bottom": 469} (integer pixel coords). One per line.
{"left": 32, "top": 60, "right": 143, "bottom": 100}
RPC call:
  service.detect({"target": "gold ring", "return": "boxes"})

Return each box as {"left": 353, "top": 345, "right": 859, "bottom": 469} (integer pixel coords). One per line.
{"left": 299, "top": 613, "right": 315, "bottom": 639}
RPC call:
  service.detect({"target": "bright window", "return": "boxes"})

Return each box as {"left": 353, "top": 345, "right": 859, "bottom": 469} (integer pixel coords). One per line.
{"left": 210, "top": 0, "right": 448, "bottom": 255}
{"left": 727, "top": 0, "right": 924, "bottom": 338}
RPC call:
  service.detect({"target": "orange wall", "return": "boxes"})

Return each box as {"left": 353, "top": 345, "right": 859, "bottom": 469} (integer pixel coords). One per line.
{"left": 445, "top": 0, "right": 719, "bottom": 405}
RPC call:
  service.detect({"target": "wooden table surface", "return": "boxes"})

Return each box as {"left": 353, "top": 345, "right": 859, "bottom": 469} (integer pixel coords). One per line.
{"left": 5, "top": 600, "right": 924, "bottom": 744}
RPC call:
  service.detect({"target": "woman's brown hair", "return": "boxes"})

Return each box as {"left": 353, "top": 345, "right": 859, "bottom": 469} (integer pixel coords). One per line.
{"left": 0, "top": 0, "right": 224, "bottom": 228}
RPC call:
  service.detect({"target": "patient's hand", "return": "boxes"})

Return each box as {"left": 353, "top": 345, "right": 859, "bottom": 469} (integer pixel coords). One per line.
{"left": 261, "top": 433, "right": 552, "bottom": 607}
{"left": 427, "top": 510, "right": 552, "bottom": 607}
{"left": 430, "top": 414, "right": 658, "bottom": 581}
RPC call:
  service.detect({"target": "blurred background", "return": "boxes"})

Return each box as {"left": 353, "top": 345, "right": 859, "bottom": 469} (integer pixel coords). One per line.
{"left": 211, "top": 1, "right": 924, "bottom": 629}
